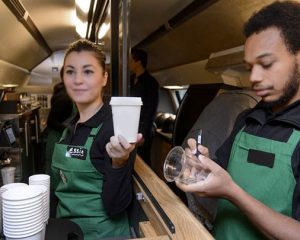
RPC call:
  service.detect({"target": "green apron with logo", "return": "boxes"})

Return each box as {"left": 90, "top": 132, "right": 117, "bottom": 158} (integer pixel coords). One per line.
{"left": 51, "top": 124, "right": 130, "bottom": 240}
{"left": 213, "top": 128, "right": 300, "bottom": 240}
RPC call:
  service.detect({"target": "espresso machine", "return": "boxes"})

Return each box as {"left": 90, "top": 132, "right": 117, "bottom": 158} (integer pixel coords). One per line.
{"left": 0, "top": 89, "right": 41, "bottom": 185}
{"left": 0, "top": 117, "right": 22, "bottom": 184}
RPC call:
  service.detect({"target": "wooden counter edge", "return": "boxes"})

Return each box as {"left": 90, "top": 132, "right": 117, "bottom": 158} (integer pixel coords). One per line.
{"left": 134, "top": 155, "right": 214, "bottom": 240}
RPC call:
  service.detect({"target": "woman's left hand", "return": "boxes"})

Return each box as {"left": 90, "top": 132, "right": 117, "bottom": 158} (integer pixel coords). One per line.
{"left": 106, "top": 133, "right": 143, "bottom": 168}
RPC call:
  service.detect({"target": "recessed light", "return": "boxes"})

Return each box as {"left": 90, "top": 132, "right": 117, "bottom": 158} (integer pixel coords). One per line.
{"left": 2, "top": 84, "right": 18, "bottom": 88}
{"left": 52, "top": 67, "right": 59, "bottom": 72}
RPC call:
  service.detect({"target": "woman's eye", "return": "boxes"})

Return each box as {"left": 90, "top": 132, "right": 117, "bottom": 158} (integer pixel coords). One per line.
{"left": 84, "top": 69, "right": 94, "bottom": 75}
{"left": 65, "top": 69, "right": 74, "bottom": 75}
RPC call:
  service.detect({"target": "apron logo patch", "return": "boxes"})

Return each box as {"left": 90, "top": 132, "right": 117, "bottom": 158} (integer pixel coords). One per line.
{"left": 66, "top": 146, "right": 87, "bottom": 160}
{"left": 247, "top": 149, "right": 275, "bottom": 168}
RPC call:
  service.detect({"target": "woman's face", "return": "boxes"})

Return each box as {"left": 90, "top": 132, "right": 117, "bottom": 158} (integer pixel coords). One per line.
{"left": 63, "top": 51, "right": 107, "bottom": 107}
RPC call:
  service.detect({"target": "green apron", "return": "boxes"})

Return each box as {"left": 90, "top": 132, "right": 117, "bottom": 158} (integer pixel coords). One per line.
{"left": 45, "top": 128, "right": 63, "bottom": 190}
{"left": 213, "top": 129, "right": 300, "bottom": 240}
{"left": 51, "top": 124, "right": 130, "bottom": 240}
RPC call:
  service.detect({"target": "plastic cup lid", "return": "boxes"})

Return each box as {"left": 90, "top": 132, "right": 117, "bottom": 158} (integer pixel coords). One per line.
{"left": 110, "top": 97, "right": 143, "bottom": 106}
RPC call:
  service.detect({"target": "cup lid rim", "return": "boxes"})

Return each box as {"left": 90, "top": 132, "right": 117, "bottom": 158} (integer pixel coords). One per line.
{"left": 110, "top": 97, "right": 143, "bottom": 105}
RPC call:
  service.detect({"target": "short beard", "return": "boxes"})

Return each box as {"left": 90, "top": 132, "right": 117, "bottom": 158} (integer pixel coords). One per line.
{"left": 260, "top": 61, "right": 300, "bottom": 109}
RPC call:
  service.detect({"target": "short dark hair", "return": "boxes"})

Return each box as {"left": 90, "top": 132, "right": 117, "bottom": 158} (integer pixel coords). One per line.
{"left": 131, "top": 49, "right": 148, "bottom": 68}
{"left": 244, "top": 1, "right": 300, "bottom": 54}
{"left": 64, "top": 39, "right": 106, "bottom": 71}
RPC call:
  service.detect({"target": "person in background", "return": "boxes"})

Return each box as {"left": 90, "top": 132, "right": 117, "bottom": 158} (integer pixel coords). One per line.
{"left": 130, "top": 48, "right": 159, "bottom": 165}
{"left": 51, "top": 39, "right": 142, "bottom": 240}
{"left": 44, "top": 80, "right": 73, "bottom": 185}
{"left": 176, "top": 1, "right": 300, "bottom": 239}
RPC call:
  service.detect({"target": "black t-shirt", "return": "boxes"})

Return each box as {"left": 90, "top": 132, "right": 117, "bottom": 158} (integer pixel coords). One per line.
{"left": 62, "top": 102, "right": 136, "bottom": 216}
{"left": 215, "top": 100, "right": 300, "bottom": 220}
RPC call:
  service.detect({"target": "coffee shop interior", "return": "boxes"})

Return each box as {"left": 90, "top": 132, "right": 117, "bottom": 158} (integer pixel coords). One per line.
{"left": 0, "top": 0, "right": 220, "bottom": 239}
{"left": 0, "top": 0, "right": 195, "bottom": 189}
{"left": 0, "top": 0, "right": 276, "bottom": 239}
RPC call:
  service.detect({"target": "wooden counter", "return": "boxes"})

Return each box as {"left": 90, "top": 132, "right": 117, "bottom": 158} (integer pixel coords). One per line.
{"left": 150, "top": 129, "right": 172, "bottom": 180}
{"left": 133, "top": 156, "right": 214, "bottom": 240}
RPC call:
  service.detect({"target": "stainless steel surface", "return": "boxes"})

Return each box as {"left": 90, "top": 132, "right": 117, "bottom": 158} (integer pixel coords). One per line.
{"left": 0, "top": 90, "right": 5, "bottom": 103}
{"left": 24, "top": 120, "right": 28, "bottom": 157}
{"left": 34, "top": 115, "right": 39, "bottom": 143}
{"left": 138, "top": 0, "right": 277, "bottom": 72}
{"left": 0, "top": 107, "right": 40, "bottom": 182}
{"left": 0, "top": 106, "right": 41, "bottom": 121}
{"left": 0, "top": 0, "right": 296, "bottom": 87}
{"left": 0, "top": 0, "right": 49, "bottom": 70}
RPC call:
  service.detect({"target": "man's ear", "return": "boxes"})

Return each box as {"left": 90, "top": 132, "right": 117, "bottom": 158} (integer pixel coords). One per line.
{"left": 295, "top": 50, "right": 300, "bottom": 64}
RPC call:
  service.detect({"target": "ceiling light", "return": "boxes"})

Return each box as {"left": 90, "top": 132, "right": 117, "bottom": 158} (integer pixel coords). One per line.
{"left": 2, "top": 84, "right": 18, "bottom": 88}
{"left": 75, "top": 0, "right": 91, "bottom": 14}
{"left": 163, "top": 85, "right": 188, "bottom": 90}
{"left": 75, "top": 17, "right": 87, "bottom": 38}
{"left": 98, "top": 23, "right": 110, "bottom": 39}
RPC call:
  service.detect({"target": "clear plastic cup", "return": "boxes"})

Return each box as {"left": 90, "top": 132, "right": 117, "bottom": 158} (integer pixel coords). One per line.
{"left": 1, "top": 167, "right": 16, "bottom": 185}
{"left": 163, "top": 146, "right": 207, "bottom": 184}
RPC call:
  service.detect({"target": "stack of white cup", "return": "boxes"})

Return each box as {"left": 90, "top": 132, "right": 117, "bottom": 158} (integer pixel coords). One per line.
{"left": 2, "top": 185, "right": 44, "bottom": 240}
{"left": 0, "top": 183, "right": 28, "bottom": 235}
{"left": 28, "top": 174, "right": 50, "bottom": 239}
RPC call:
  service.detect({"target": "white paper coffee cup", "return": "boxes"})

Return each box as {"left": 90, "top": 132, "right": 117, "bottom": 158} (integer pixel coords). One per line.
{"left": 1, "top": 167, "right": 16, "bottom": 185}
{"left": 110, "top": 97, "right": 143, "bottom": 143}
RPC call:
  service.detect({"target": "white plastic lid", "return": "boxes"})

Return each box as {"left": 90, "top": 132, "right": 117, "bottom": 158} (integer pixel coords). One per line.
{"left": 110, "top": 97, "right": 143, "bottom": 106}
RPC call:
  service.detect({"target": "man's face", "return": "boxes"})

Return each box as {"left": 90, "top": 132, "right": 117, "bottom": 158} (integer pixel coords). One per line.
{"left": 244, "top": 27, "right": 300, "bottom": 111}
{"left": 130, "top": 55, "right": 138, "bottom": 74}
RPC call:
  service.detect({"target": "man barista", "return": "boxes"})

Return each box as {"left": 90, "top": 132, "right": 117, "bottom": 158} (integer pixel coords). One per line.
{"left": 176, "top": 1, "right": 300, "bottom": 239}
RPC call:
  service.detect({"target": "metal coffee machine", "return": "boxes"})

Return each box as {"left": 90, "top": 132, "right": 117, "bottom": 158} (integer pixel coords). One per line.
{"left": 0, "top": 85, "right": 42, "bottom": 184}
{"left": 0, "top": 118, "right": 22, "bottom": 185}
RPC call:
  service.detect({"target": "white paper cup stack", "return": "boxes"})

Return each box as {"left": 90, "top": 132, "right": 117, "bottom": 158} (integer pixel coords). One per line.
{"left": 28, "top": 185, "right": 48, "bottom": 240}
{"left": 2, "top": 185, "right": 44, "bottom": 240}
{"left": 0, "top": 183, "right": 28, "bottom": 235}
{"left": 28, "top": 174, "right": 50, "bottom": 222}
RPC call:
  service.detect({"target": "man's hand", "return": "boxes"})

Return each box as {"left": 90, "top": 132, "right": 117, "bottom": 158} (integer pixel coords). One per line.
{"left": 176, "top": 153, "right": 235, "bottom": 199}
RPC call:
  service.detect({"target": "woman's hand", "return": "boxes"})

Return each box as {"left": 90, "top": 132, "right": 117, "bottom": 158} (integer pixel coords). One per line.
{"left": 106, "top": 133, "right": 143, "bottom": 168}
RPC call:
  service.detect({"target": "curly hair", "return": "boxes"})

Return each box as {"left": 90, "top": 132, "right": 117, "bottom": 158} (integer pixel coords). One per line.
{"left": 244, "top": 1, "right": 300, "bottom": 54}
{"left": 64, "top": 39, "right": 106, "bottom": 71}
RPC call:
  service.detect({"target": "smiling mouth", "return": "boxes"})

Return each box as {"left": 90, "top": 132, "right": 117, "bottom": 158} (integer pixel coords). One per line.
{"left": 73, "top": 89, "right": 87, "bottom": 92}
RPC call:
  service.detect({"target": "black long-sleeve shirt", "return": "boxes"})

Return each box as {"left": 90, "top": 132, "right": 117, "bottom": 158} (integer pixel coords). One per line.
{"left": 130, "top": 70, "right": 159, "bottom": 139}
{"left": 62, "top": 102, "right": 136, "bottom": 216}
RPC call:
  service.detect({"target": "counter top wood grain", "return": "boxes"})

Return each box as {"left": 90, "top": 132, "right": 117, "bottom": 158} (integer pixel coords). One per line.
{"left": 134, "top": 155, "right": 214, "bottom": 240}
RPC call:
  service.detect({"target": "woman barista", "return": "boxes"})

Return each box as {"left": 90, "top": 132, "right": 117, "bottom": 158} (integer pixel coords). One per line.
{"left": 51, "top": 39, "right": 142, "bottom": 240}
